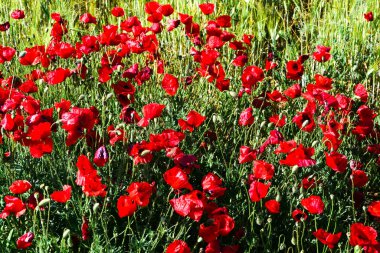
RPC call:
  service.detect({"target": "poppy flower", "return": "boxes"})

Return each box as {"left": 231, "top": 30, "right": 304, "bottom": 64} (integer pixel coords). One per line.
{"left": 199, "top": 214, "right": 235, "bottom": 242}
{"left": 248, "top": 181, "right": 270, "bottom": 202}
{"left": 170, "top": 190, "right": 205, "bottom": 222}
{"left": 300, "top": 177, "right": 317, "bottom": 189}
{"left": 93, "top": 146, "right": 109, "bottom": 167}
{"left": 265, "top": 200, "right": 280, "bottom": 214}
{"left": 313, "top": 229, "right": 341, "bottom": 249}
{"left": 82, "top": 217, "right": 90, "bottom": 240}
{"left": 0, "top": 22, "right": 10, "bottom": 32}
{"left": 238, "top": 146, "right": 257, "bottom": 164}
{"left": 0, "top": 196, "right": 26, "bottom": 219}
{"left": 11, "top": 10, "right": 25, "bottom": 19}
{"left": 368, "top": 201, "right": 380, "bottom": 218}
{"left": 351, "top": 170, "right": 368, "bottom": 188}
{"left": 111, "top": 7, "right": 125, "bottom": 17}
{"left": 166, "top": 240, "right": 191, "bottom": 253}
{"left": 16, "top": 232, "right": 34, "bottom": 249}
{"left": 325, "top": 152, "right": 347, "bottom": 173}
{"left": 253, "top": 160, "right": 275, "bottom": 180}
{"left": 79, "top": 13, "right": 97, "bottom": 24}
{"left": 286, "top": 60, "right": 304, "bottom": 80}
{"left": 117, "top": 195, "right": 137, "bottom": 218}
{"left": 241, "top": 66, "right": 264, "bottom": 89}
{"left": 292, "top": 209, "right": 308, "bottom": 222}
{"left": 157, "top": 4, "right": 174, "bottom": 16}
{"left": 313, "top": 45, "right": 331, "bottom": 62}
{"left": 199, "top": 3, "right": 215, "bottom": 15}
{"left": 44, "top": 68, "right": 71, "bottom": 85}
{"left": 137, "top": 103, "right": 165, "bottom": 127}
{"left": 269, "top": 114, "right": 286, "bottom": 127}
{"left": 164, "top": 167, "right": 193, "bottom": 191}
{"left": 162, "top": 74, "right": 179, "bottom": 96}
{"left": 216, "top": 15, "right": 231, "bottom": 27}
{"left": 301, "top": 195, "right": 324, "bottom": 214}
{"left": 75, "top": 155, "right": 107, "bottom": 197}
{"left": 364, "top": 12, "right": 374, "bottom": 22}
{"left": 279, "top": 144, "right": 316, "bottom": 167}
{"left": 9, "top": 180, "right": 32, "bottom": 194}
{"left": 284, "top": 83, "right": 301, "bottom": 99}
{"left": 238, "top": 107, "right": 254, "bottom": 126}
{"left": 51, "top": 185, "right": 72, "bottom": 203}
{"left": 0, "top": 45, "right": 16, "bottom": 63}
{"left": 127, "top": 182, "right": 154, "bottom": 207}
{"left": 202, "top": 173, "right": 226, "bottom": 199}
{"left": 349, "top": 223, "right": 378, "bottom": 247}
{"left": 354, "top": 83, "right": 368, "bottom": 103}
{"left": 178, "top": 110, "right": 206, "bottom": 132}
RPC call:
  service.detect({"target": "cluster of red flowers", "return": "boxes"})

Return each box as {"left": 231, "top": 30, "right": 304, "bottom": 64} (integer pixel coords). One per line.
{"left": 0, "top": 2, "right": 378, "bottom": 252}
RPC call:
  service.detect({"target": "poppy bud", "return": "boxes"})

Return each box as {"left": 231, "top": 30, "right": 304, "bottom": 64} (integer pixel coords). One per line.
{"left": 38, "top": 198, "right": 50, "bottom": 207}
{"left": 93, "top": 203, "right": 100, "bottom": 213}
{"left": 229, "top": 91, "right": 237, "bottom": 98}
{"left": 62, "top": 229, "right": 70, "bottom": 239}
{"left": 260, "top": 121, "right": 266, "bottom": 128}
{"left": 19, "top": 51, "right": 27, "bottom": 58}
{"left": 301, "top": 120, "right": 309, "bottom": 129}
{"left": 291, "top": 165, "right": 299, "bottom": 173}
{"left": 94, "top": 146, "right": 109, "bottom": 167}
{"left": 256, "top": 216, "right": 263, "bottom": 225}
{"left": 140, "top": 150, "right": 151, "bottom": 157}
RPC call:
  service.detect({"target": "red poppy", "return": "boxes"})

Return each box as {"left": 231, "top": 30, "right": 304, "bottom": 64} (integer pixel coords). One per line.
{"left": 364, "top": 12, "right": 374, "bottom": 22}
{"left": 0, "top": 196, "right": 26, "bottom": 219}
{"left": 137, "top": 103, "right": 165, "bottom": 127}
{"left": 11, "top": 10, "right": 25, "bottom": 19}
{"left": 241, "top": 66, "right": 264, "bottom": 89}
{"left": 9, "top": 180, "right": 32, "bottom": 194}
{"left": 79, "top": 13, "right": 97, "bottom": 24}
{"left": 325, "top": 152, "right": 347, "bottom": 173}
{"left": 238, "top": 146, "right": 257, "bottom": 164}
{"left": 0, "top": 45, "right": 16, "bottom": 63}
{"left": 51, "top": 185, "right": 72, "bottom": 203}
{"left": 253, "top": 160, "right": 275, "bottom": 180}
{"left": 157, "top": 4, "right": 174, "bottom": 16}
{"left": 216, "top": 15, "right": 231, "bottom": 27}
{"left": 286, "top": 60, "right": 304, "bottom": 80}
{"left": 265, "top": 200, "right": 280, "bottom": 214}
{"left": 354, "top": 83, "right": 368, "bottom": 103}
{"left": 82, "top": 217, "right": 90, "bottom": 240}
{"left": 313, "top": 229, "right": 341, "bottom": 249}
{"left": 166, "top": 240, "right": 191, "bottom": 253}
{"left": 16, "top": 232, "right": 34, "bottom": 249}
{"left": 111, "top": 7, "right": 125, "bottom": 17}
{"left": 199, "top": 3, "right": 215, "bottom": 15}
{"left": 238, "top": 107, "right": 254, "bottom": 126}
{"left": 202, "top": 173, "right": 226, "bottom": 200}
{"left": 284, "top": 83, "right": 301, "bottom": 99}
{"left": 75, "top": 155, "right": 107, "bottom": 197}
{"left": 349, "top": 223, "right": 378, "bottom": 247}
{"left": 162, "top": 74, "right": 179, "bottom": 96}
{"left": 44, "top": 68, "right": 71, "bottom": 85}
{"left": 199, "top": 214, "right": 235, "bottom": 242}
{"left": 178, "top": 110, "right": 206, "bottom": 132}
{"left": 269, "top": 114, "right": 286, "bottom": 127}
{"left": 279, "top": 144, "right": 316, "bottom": 167}
{"left": 368, "top": 201, "right": 380, "bottom": 218}
{"left": 0, "top": 22, "right": 10, "bottom": 32}
{"left": 170, "top": 190, "right": 205, "bottom": 222}
{"left": 127, "top": 182, "right": 154, "bottom": 207}
{"left": 292, "top": 209, "right": 308, "bottom": 222}
{"left": 301, "top": 195, "right": 324, "bottom": 214}
{"left": 164, "top": 167, "right": 193, "bottom": 191}
{"left": 117, "top": 195, "right": 137, "bottom": 218}
{"left": 313, "top": 45, "right": 331, "bottom": 62}
{"left": 300, "top": 177, "right": 317, "bottom": 189}
{"left": 248, "top": 181, "right": 270, "bottom": 202}
{"left": 351, "top": 170, "right": 368, "bottom": 188}
{"left": 93, "top": 146, "right": 109, "bottom": 167}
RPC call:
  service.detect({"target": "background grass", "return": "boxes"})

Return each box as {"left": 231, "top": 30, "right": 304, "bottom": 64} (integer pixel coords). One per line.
{"left": 0, "top": 0, "right": 379, "bottom": 252}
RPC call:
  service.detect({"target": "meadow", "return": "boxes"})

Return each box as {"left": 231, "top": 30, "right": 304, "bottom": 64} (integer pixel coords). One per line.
{"left": 0, "top": 0, "right": 379, "bottom": 252}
